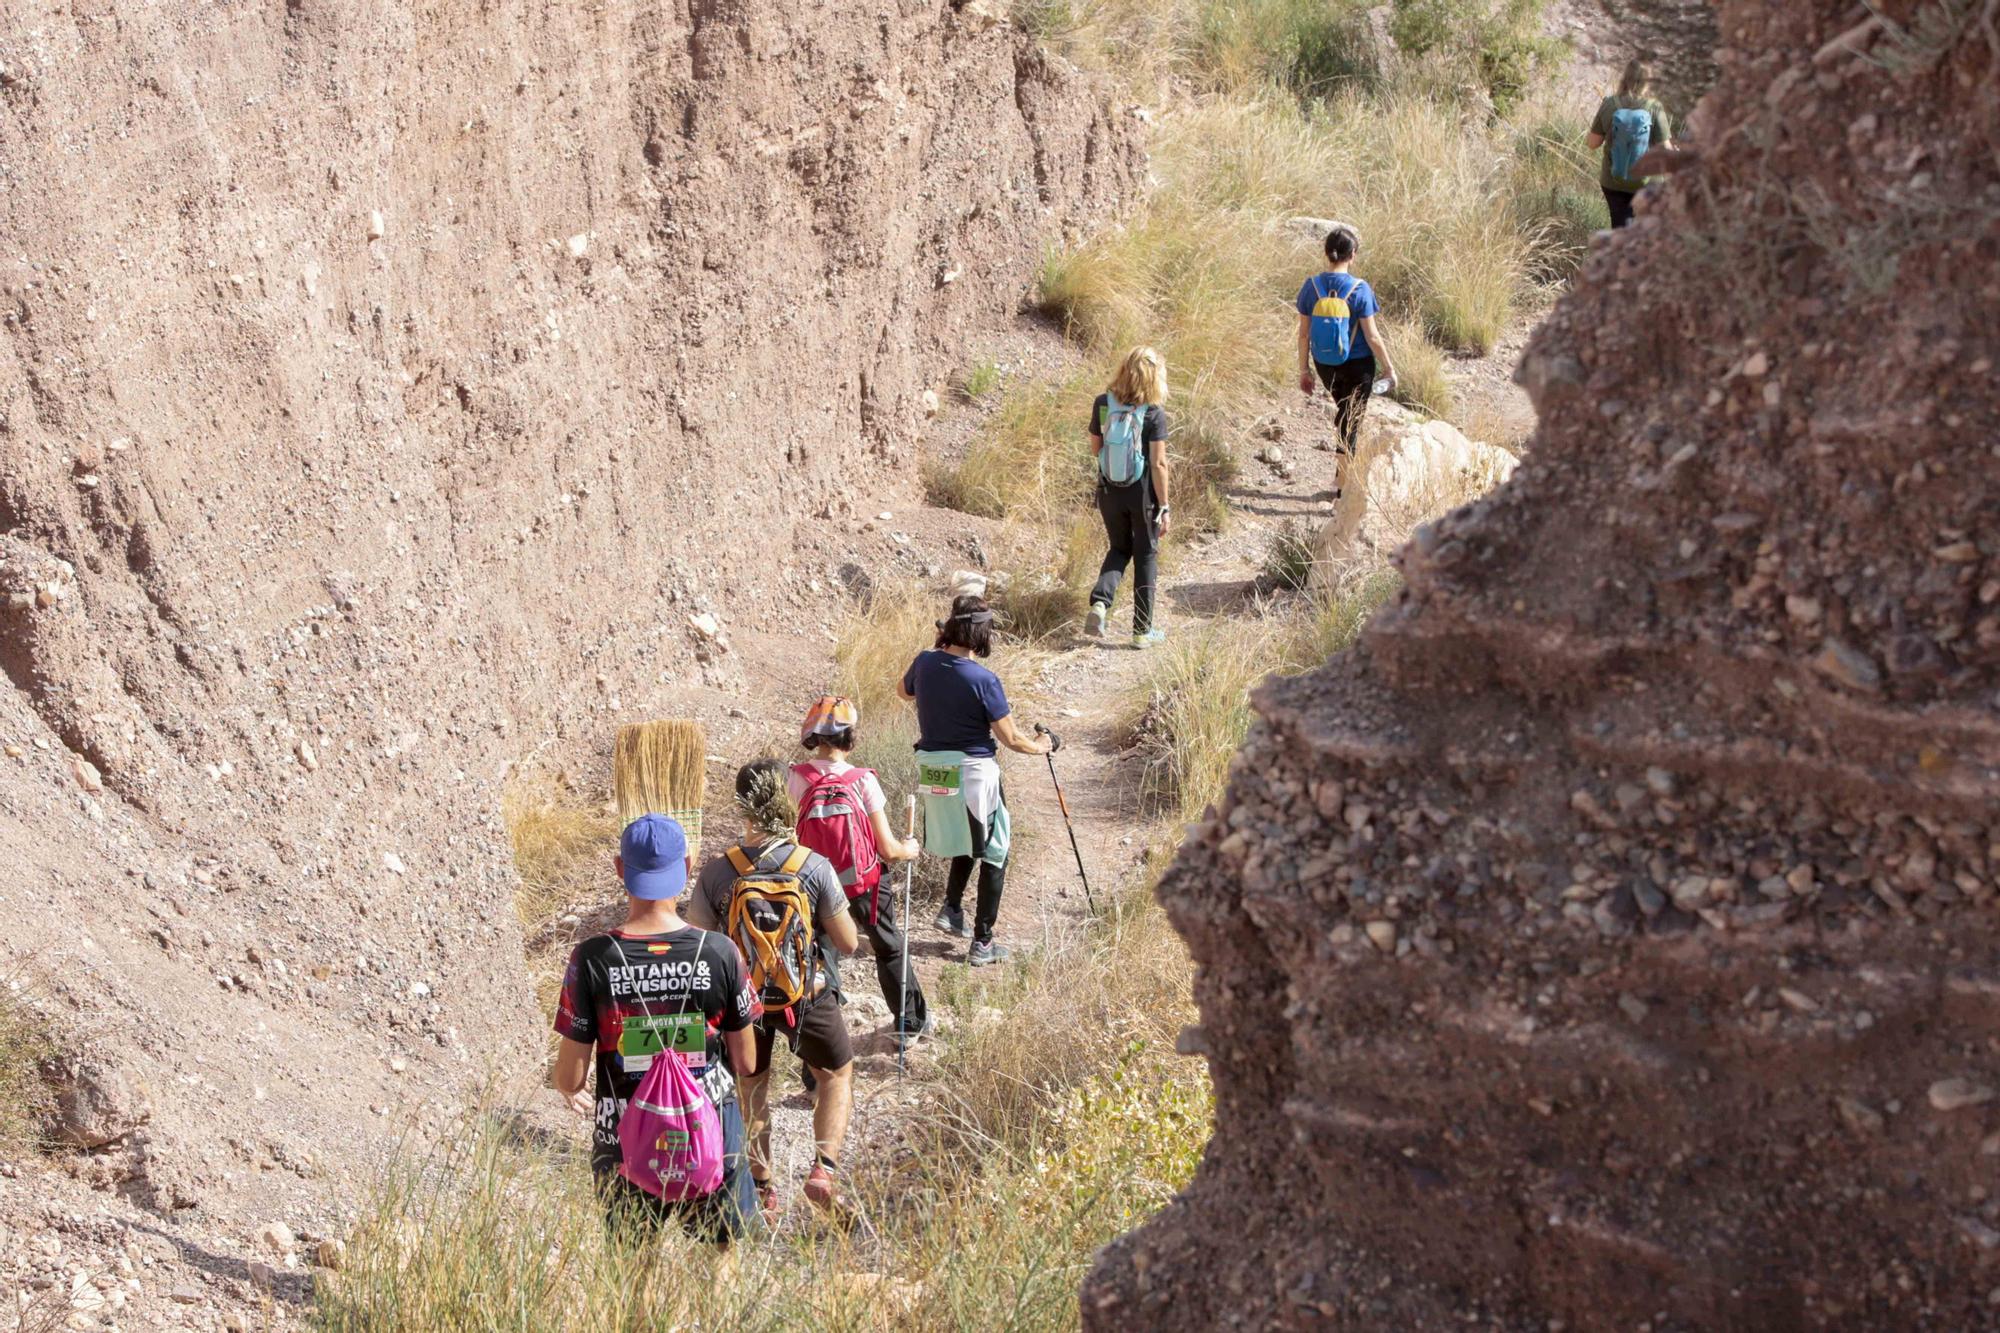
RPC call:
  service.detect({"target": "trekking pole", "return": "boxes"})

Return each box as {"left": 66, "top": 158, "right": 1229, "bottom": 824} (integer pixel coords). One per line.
{"left": 1033, "top": 725, "right": 1097, "bottom": 914}
{"left": 897, "top": 793, "right": 917, "bottom": 1078}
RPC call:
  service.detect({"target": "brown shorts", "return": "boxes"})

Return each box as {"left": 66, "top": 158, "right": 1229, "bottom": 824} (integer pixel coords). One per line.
{"left": 752, "top": 991, "right": 852, "bottom": 1072}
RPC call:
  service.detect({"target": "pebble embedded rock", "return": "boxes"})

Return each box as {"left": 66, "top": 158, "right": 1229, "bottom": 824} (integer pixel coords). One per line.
{"left": 1929, "top": 1078, "right": 1995, "bottom": 1112}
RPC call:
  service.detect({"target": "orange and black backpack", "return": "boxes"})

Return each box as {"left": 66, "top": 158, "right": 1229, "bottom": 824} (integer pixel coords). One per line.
{"left": 723, "top": 843, "right": 817, "bottom": 1013}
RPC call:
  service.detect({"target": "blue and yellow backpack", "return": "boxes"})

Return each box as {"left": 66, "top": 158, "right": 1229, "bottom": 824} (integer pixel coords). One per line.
{"left": 1307, "top": 273, "right": 1367, "bottom": 366}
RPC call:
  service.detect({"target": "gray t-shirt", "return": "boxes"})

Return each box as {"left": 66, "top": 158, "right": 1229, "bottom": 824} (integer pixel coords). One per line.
{"left": 687, "top": 838, "right": 850, "bottom": 995}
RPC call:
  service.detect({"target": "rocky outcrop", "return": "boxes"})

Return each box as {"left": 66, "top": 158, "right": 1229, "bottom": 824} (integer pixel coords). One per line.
{"left": 1314, "top": 404, "right": 1517, "bottom": 572}
{"left": 1088, "top": 0, "right": 1999, "bottom": 1328}
{"left": 0, "top": 0, "right": 1136, "bottom": 1224}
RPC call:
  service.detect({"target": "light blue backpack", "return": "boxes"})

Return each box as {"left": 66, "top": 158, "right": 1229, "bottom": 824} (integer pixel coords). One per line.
{"left": 1609, "top": 105, "right": 1653, "bottom": 182}
{"left": 1099, "top": 394, "right": 1147, "bottom": 487}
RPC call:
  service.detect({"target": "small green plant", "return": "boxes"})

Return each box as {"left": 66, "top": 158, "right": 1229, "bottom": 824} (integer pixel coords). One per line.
{"left": 962, "top": 360, "right": 1003, "bottom": 399}
{"left": 1259, "top": 521, "right": 1318, "bottom": 592}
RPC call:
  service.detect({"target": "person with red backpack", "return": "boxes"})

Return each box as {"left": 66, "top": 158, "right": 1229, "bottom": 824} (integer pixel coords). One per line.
{"left": 789, "top": 695, "right": 929, "bottom": 1046}
{"left": 551, "top": 814, "right": 762, "bottom": 1243}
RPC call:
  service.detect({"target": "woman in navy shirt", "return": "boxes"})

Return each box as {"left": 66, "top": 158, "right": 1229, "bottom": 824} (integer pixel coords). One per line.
{"left": 898, "top": 595, "right": 1052, "bottom": 966}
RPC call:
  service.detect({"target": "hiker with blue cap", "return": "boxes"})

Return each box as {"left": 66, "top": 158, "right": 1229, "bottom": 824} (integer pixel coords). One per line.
{"left": 898, "top": 592, "right": 1054, "bottom": 967}
{"left": 551, "top": 813, "right": 762, "bottom": 1243}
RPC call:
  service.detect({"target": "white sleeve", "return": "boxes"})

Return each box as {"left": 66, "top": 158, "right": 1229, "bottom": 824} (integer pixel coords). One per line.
{"left": 861, "top": 771, "right": 888, "bottom": 816}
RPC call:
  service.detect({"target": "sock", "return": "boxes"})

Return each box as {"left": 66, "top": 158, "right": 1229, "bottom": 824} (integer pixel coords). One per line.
{"left": 815, "top": 1152, "right": 838, "bottom": 1172}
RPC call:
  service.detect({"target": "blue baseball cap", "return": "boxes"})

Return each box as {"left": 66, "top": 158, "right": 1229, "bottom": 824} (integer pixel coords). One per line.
{"left": 619, "top": 814, "right": 690, "bottom": 901}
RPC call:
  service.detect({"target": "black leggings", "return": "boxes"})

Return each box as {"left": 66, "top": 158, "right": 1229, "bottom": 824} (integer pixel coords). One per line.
{"left": 854, "top": 877, "right": 927, "bottom": 1032}
{"left": 944, "top": 807, "right": 1008, "bottom": 944}
{"left": 1604, "top": 187, "right": 1636, "bottom": 229}
{"left": 1089, "top": 480, "right": 1160, "bottom": 634}
{"left": 1314, "top": 355, "right": 1376, "bottom": 453}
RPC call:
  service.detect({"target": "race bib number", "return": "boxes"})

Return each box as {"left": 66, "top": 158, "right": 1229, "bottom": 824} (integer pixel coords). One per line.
{"left": 617, "top": 1013, "right": 705, "bottom": 1072}
{"left": 918, "top": 762, "right": 962, "bottom": 797}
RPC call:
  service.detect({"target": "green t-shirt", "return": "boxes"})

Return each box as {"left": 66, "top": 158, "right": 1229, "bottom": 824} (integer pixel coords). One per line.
{"left": 1591, "top": 94, "right": 1672, "bottom": 193}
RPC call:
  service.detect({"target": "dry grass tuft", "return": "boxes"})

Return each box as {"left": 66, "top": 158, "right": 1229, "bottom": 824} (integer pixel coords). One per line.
{"left": 0, "top": 978, "right": 50, "bottom": 1157}
{"left": 503, "top": 775, "right": 619, "bottom": 1017}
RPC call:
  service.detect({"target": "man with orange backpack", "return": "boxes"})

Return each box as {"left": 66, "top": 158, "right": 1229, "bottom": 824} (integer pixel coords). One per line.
{"left": 789, "top": 696, "right": 929, "bottom": 1046}
{"left": 686, "top": 759, "right": 859, "bottom": 1220}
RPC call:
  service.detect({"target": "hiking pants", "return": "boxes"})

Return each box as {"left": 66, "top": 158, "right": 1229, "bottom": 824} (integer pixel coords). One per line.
{"left": 1090, "top": 479, "right": 1160, "bottom": 634}
{"left": 856, "top": 881, "right": 928, "bottom": 1033}
{"left": 945, "top": 809, "right": 1008, "bottom": 944}
{"left": 1314, "top": 355, "right": 1376, "bottom": 454}
{"left": 1604, "top": 188, "right": 1636, "bottom": 229}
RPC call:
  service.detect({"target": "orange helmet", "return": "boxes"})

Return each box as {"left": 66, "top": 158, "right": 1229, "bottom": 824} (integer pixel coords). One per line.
{"left": 800, "top": 695, "right": 860, "bottom": 747}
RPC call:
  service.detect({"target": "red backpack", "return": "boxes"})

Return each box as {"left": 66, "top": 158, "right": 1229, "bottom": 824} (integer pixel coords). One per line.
{"left": 792, "top": 764, "right": 884, "bottom": 921}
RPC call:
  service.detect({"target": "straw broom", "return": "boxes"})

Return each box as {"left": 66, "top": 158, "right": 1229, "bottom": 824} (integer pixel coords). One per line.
{"left": 612, "top": 720, "right": 707, "bottom": 848}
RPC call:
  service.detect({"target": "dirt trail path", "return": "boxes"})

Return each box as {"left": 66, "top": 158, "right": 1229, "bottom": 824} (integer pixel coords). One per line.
{"left": 757, "top": 378, "right": 1381, "bottom": 1216}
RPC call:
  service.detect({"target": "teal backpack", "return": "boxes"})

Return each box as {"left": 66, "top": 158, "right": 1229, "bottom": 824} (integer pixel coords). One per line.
{"left": 1306, "top": 273, "right": 1366, "bottom": 366}
{"left": 1609, "top": 105, "right": 1653, "bottom": 182}
{"left": 1098, "top": 395, "right": 1147, "bottom": 487}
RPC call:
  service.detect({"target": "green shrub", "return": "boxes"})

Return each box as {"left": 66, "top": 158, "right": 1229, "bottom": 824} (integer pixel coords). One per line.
{"left": 1387, "top": 0, "right": 1567, "bottom": 115}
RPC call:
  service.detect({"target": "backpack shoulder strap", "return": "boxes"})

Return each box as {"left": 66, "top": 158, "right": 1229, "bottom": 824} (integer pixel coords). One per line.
{"left": 779, "top": 844, "right": 813, "bottom": 876}
{"left": 725, "top": 845, "right": 755, "bottom": 876}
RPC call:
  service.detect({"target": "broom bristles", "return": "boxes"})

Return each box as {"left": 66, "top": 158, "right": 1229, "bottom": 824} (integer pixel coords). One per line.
{"left": 613, "top": 720, "right": 707, "bottom": 845}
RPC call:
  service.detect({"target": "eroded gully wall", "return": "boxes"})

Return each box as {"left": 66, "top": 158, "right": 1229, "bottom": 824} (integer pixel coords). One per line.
{"left": 1086, "top": 0, "right": 1999, "bottom": 1328}
{"left": 0, "top": 0, "right": 1136, "bottom": 1216}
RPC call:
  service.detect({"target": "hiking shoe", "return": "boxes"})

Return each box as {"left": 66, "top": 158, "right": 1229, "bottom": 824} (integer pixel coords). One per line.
{"left": 754, "top": 1177, "right": 781, "bottom": 1227}
{"left": 968, "top": 938, "right": 1011, "bottom": 967}
{"left": 803, "top": 1164, "right": 841, "bottom": 1212}
{"left": 934, "top": 905, "right": 968, "bottom": 937}
{"left": 1132, "top": 628, "right": 1167, "bottom": 649}
{"left": 1083, "top": 602, "right": 1109, "bottom": 638}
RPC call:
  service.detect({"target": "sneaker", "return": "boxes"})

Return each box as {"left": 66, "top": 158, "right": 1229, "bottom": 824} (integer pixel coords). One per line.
{"left": 1083, "top": 602, "right": 1108, "bottom": 637}
{"left": 1132, "top": 628, "right": 1167, "bottom": 649}
{"left": 896, "top": 1011, "right": 934, "bottom": 1048}
{"left": 968, "top": 938, "right": 1011, "bottom": 967}
{"left": 803, "top": 1163, "right": 840, "bottom": 1211}
{"left": 753, "top": 1177, "right": 780, "bottom": 1227}
{"left": 934, "top": 904, "right": 968, "bottom": 937}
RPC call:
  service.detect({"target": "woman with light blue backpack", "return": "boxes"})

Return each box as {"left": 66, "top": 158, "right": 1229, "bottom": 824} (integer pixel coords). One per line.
{"left": 1083, "top": 346, "right": 1172, "bottom": 649}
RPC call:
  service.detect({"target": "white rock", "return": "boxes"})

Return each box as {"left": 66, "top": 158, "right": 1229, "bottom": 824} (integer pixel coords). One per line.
{"left": 566, "top": 233, "right": 589, "bottom": 258}
{"left": 366, "top": 211, "right": 385, "bottom": 240}
{"left": 71, "top": 757, "right": 103, "bottom": 794}
{"left": 253, "top": 1221, "right": 296, "bottom": 1256}
{"left": 383, "top": 851, "right": 406, "bottom": 875}
{"left": 296, "top": 739, "right": 319, "bottom": 772}
{"left": 689, "top": 611, "right": 721, "bottom": 638}
{"left": 1363, "top": 920, "right": 1396, "bottom": 952}
{"left": 921, "top": 389, "right": 940, "bottom": 418}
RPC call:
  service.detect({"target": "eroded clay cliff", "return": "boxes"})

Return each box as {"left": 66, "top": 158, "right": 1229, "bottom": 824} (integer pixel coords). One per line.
{"left": 0, "top": 0, "right": 1135, "bottom": 1225}
{"left": 1089, "top": 0, "right": 2000, "bottom": 1327}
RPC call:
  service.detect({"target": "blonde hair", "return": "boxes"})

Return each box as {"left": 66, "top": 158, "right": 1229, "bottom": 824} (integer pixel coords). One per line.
{"left": 1108, "top": 346, "right": 1169, "bottom": 405}
{"left": 1617, "top": 58, "right": 1650, "bottom": 98}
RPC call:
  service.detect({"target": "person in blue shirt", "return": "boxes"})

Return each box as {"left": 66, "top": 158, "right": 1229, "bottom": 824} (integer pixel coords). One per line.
{"left": 897, "top": 594, "right": 1053, "bottom": 966}
{"left": 1296, "top": 224, "right": 1400, "bottom": 472}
